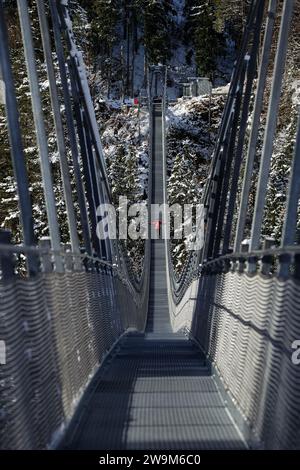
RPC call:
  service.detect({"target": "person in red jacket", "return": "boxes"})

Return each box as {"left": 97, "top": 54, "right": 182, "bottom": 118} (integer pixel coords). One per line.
{"left": 151, "top": 219, "right": 163, "bottom": 238}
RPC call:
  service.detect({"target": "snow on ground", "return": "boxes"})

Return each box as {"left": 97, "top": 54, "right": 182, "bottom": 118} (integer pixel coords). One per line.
{"left": 167, "top": 92, "right": 226, "bottom": 166}
{"left": 99, "top": 100, "right": 149, "bottom": 196}
{"left": 93, "top": 97, "right": 149, "bottom": 277}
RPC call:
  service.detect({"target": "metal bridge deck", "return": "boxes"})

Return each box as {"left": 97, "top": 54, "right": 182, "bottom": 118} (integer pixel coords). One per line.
{"left": 60, "top": 103, "right": 246, "bottom": 450}
{"left": 62, "top": 332, "right": 246, "bottom": 450}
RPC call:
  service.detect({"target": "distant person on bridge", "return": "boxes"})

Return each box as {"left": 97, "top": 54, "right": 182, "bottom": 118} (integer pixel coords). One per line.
{"left": 151, "top": 219, "right": 164, "bottom": 238}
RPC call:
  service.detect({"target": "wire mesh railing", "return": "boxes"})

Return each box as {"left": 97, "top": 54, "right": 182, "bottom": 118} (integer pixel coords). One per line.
{"left": 0, "top": 0, "right": 150, "bottom": 450}
{"left": 162, "top": 0, "right": 300, "bottom": 449}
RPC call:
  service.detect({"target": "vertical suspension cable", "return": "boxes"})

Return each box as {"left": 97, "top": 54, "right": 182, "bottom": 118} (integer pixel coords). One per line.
{"left": 222, "top": 0, "right": 265, "bottom": 254}
{"left": 234, "top": 0, "right": 278, "bottom": 252}
{"left": 201, "top": 0, "right": 261, "bottom": 261}
{"left": 17, "top": 0, "right": 63, "bottom": 272}
{"left": 57, "top": 0, "right": 113, "bottom": 259}
{"left": 57, "top": 1, "right": 111, "bottom": 198}
{"left": 0, "top": 1, "right": 39, "bottom": 274}
{"left": 201, "top": 0, "right": 260, "bottom": 210}
{"left": 212, "top": 60, "right": 248, "bottom": 258}
{"left": 36, "top": 0, "right": 81, "bottom": 266}
{"left": 82, "top": 112, "right": 103, "bottom": 258}
{"left": 48, "top": 0, "right": 92, "bottom": 256}
{"left": 250, "top": 0, "right": 295, "bottom": 251}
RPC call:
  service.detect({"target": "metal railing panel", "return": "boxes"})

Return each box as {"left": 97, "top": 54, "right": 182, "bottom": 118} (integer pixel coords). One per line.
{"left": 0, "top": 267, "right": 146, "bottom": 449}
{"left": 191, "top": 270, "right": 300, "bottom": 449}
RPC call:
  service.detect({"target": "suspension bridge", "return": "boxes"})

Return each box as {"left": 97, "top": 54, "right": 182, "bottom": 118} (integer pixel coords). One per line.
{"left": 0, "top": 0, "right": 300, "bottom": 451}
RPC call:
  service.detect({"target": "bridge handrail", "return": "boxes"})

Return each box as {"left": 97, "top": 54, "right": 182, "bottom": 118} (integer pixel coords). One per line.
{"left": 161, "top": 66, "right": 203, "bottom": 305}
{"left": 203, "top": 245, "right": 300, "bottom": 264}
{"left": 0, "top": 242, "right": 144, "bottom": 297}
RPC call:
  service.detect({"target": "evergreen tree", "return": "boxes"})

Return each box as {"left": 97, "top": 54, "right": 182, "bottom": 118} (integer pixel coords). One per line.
{"left": 107, "top": 143, "right": 142, "bottom": 206}
{"left": 79, "top": 0, "right": 120, "bottom": 95}
{"left": 185, "top": 0, "right": 223, "bottom": 79}
{"left": 80, "top": 0, "right": 120, "bottom": 57}
{"left": 143, "top": 0, "right": 173, "bottom": 65}
{"left": 213, "top": 0, "right": 251, "bottom": 46}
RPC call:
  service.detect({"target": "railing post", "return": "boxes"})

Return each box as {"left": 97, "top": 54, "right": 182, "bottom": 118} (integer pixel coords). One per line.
{"left": 238, "top": 240, "right": 249, "bottom": 272}
{"left": 0, "top": 230, "right": 15, "bottom": 281}
{"left": 63, "top": 244, "right": 74, "bottom": 272}
{"left": 39, "top": 238, "right": 53, "bottom": 274}
{"left": 263, "top": 237, "right": 275, "bottom": 251}
{"left": 247, "top": 256, "right": 258, "bottom": 275}
{"left": 261, "top": 254, "right": 273, "bottom": 276}
{"left": 260, "top": 237, "right": 275, "bottom": 275}
{"left": 223, "top": 258, "right": 232, "bottom": 274}
{"left": 278, "top": 253, "right": 291, "bottom": 279}
{"left": 238, "top": 256, "right": 246, "bottom": 273}
{"left": 241, "top": 239, "right": 250, "bottom": 253}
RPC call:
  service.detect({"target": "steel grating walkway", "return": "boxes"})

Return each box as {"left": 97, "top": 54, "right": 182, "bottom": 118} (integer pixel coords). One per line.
{"left": 61, "top": 103, "right": 246, "bottom": 450}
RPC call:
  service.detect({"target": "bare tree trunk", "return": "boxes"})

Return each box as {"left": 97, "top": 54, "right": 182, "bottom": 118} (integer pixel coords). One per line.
{"left": 108, "top": 46, "right": 112, "bottom": 99}
{"left": 121, "top": 44, "right": 125, "bottom": 101}
{"left": 125, "top": 5, "right": 130, "bottom": 96}
{"left": 131, "top": 10, "right": 138, "bottom": 96}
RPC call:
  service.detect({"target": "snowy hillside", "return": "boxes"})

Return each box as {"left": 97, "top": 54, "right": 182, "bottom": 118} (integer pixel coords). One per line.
{"left": 166, "top": 92, "right": 226, "bottom": 271}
